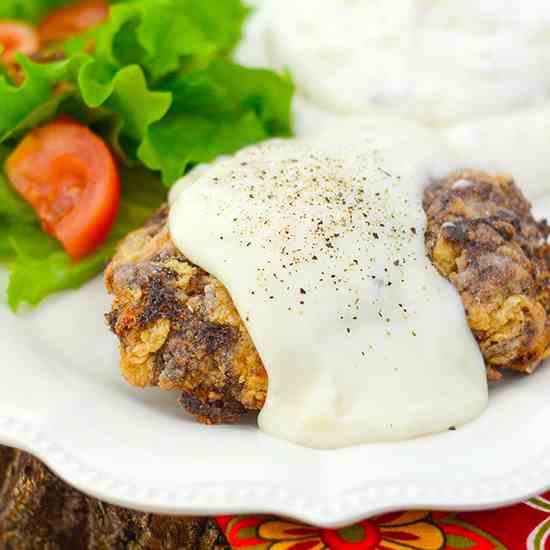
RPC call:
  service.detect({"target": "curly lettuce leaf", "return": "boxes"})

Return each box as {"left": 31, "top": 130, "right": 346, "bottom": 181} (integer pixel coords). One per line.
{"left": 3, "top": 223, "right": 106, "bottom": 310}
{"left": 93, "top": 0, "right": 248, "bottom": 81}
{"left": 0, "top": 53, "right": 87, "bottom": 141}
{"left": 139, "top": 60, "right": 294, "bottom": 184}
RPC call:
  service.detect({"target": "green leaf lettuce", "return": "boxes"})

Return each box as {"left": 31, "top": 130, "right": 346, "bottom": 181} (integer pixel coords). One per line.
{"left": 0, "top": 0, "right": 294, "bottom": 310}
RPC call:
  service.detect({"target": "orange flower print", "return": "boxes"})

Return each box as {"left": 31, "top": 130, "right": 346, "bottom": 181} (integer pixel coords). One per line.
{"left": 221, "top": 511, "right": 446, "bottom": 550}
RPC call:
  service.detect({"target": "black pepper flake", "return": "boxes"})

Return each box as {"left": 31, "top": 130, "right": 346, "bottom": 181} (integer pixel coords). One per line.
{"left": 300, "top": 288, "right": 307, "bottom": 295}
{"left": 448, "top": 426, "right": 456, "bottom": 431}
{"left": 372, "top": 232, "right": 379, "bottom": 239}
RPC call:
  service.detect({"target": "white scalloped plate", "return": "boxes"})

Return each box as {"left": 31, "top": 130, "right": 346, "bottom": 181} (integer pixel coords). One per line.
{"left": 1, "top": 274, "right": 550, "bottom": 528}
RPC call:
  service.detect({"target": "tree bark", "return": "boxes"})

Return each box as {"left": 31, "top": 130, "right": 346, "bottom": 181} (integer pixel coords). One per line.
{"left": 0, "top": 445, "right": 229, "bottom": 550}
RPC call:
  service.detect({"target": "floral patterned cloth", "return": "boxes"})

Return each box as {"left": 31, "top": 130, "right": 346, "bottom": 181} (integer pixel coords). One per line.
{"left": 216, "top": 491, "right": 550, "bottom": 549}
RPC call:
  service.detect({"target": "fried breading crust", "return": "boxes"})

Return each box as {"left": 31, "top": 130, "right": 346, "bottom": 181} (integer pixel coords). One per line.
{"left": 105, "top": 208, "right": 266, "bottom": 423}
{"left": 106, "top": 171, "right": 550, "bottom": 423}
{"left": 424, "top": 171, "right": 550, "bottom": 380}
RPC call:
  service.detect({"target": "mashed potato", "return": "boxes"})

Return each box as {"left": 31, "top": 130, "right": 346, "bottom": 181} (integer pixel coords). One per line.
{"left": 235, "top": 1, "right": 550, "bottom": 203}
{"left": 238, "top": 0, "right": 550, "bottom": 126}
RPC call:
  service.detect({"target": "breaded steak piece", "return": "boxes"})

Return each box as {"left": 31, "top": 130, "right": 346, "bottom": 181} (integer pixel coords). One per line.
{"left": 105, "top": 208, "right": 267, "bottom": 424}
{"left": 106, "top": 171, "right": 550, "bottom": 423}
{"left": 424, "top": 171, "right": 550, "bottom": 380}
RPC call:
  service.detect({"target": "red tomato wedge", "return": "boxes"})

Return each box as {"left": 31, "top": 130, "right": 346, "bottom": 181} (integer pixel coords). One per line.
{"left": 5, "top": 117, "right": 120, "bottom": 260}
{"left": 0, "top": 20, "right": 39, "bottom": 63}
{"left": 38, "top": 0, "right": 109, "bottom": 43}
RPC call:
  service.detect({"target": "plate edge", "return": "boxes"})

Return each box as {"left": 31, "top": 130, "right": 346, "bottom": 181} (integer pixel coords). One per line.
{"left": 2, "top": 415, "right": 550, "bottom": 527}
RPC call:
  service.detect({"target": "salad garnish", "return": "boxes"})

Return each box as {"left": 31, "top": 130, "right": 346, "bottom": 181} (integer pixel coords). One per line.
{"left": 0, "top": 0, "right": 294, "bottom": 311}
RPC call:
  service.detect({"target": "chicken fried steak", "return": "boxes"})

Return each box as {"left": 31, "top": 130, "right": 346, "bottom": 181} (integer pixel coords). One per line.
{"left": 104, "top": 208, "right": 266, "bottom": 424}
{"left": 425, "top": 171, "right": 550, "bottom": 380}
{"left": 105, "top": 171, "right": 550, "bottom": 423}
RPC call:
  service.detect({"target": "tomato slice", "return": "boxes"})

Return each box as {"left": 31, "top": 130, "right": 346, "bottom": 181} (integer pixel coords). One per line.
{"left": 5, "top": 117, "right": 120, "bottom": 260}
{"left": 38, "top": 0, "right": 109, "bottom": 44}
{"left": 0, "top": 20, "right": 39, "bottom": 63}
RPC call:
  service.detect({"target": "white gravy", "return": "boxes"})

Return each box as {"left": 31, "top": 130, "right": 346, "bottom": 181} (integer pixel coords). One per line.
{"left": 169, "top": 122, "right": 488, "bottom": 448}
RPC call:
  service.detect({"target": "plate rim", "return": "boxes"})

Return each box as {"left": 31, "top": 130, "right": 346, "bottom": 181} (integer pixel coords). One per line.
{"left": 2, "top": 414, "right": 549, "bottom": 528}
